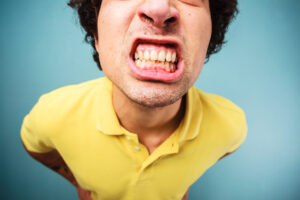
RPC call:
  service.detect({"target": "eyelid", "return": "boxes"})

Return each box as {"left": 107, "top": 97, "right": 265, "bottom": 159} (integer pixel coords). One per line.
{"left": 178, "top": 0, "right": 202, "bottom": 7}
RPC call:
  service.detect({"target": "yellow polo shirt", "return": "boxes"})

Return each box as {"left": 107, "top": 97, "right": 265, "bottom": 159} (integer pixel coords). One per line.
{"left": 20, "top": 77, "right": 247, "bottom": 200}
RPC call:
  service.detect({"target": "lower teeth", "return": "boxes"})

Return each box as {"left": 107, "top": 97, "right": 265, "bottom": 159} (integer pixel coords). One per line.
{"left": 135, "top": 60, "right": 176, "bottom": 72}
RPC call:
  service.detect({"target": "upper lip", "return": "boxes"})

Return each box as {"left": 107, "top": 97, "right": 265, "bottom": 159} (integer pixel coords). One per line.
{"left": 130, "top": 37, "right": 182, "bottom": 61}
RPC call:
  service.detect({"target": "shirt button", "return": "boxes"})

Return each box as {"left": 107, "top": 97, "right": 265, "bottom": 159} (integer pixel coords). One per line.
{"left": 125, "top": 136, "right": 131, "bottom": 141}
{"left": 134, "top": 146, "right": 140, "bottom": 151}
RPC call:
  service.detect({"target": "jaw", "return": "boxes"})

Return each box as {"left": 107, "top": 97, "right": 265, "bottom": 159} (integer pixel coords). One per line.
{"left": 104, "top": 37, "right": 193, "bottom": 109}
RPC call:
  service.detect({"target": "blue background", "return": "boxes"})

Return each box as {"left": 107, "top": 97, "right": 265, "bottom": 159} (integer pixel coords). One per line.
{"left": 1, "top": 0, "right": 299, "bottom": 199}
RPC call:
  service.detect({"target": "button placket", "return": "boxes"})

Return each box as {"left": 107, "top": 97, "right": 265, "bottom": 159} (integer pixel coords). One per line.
{"left": 124, "top": 135, "right": 140, "bottom": 151}
{"left": 134, "top": 145, "right": 141, "bottom": 151}
{"left": 125, "top": 135, "right": 131, "bottom": 141}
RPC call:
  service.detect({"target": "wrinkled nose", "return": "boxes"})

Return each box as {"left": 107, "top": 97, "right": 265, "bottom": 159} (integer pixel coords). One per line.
{"left": 138, "top": 0, "right": 179, "bottom": 28}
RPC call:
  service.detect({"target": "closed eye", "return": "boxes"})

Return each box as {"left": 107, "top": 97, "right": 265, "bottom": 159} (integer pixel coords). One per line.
{"left": 178, "top": 0, "right": 203, "bottom": 7}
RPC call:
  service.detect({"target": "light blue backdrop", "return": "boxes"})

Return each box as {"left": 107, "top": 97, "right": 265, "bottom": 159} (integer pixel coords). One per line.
{"left": 1, "top": 0, "right": 299, "bottom": 199}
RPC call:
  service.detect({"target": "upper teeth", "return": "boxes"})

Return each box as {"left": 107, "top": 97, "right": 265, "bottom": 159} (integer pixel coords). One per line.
{"left": 166, "top": 52, "right": 171, "bottom": 62}
{"left": 144, "top": 50, "right": 150, "bottom": 60}
{"left": 135, "top": 50, "right": 177, "bottom": 63}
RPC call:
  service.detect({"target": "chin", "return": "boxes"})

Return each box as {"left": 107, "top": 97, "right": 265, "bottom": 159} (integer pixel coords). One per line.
{"left": 133, "top": 96, "right": 181, "bottom": 108}
{"left": 123, "top": 82, "right": 188, "bottom": 108}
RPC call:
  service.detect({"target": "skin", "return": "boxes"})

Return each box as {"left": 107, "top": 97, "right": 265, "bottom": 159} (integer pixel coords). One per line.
{"left": 23, "top": 142, "right": 231, "bottom": 200}
{"left": 94, "top": 1, "right": 211, "bottom": 199}
{"left": 95, "top": 0, "right": 212, "bottom": 151}
{"left": 22, "top": 142, "right": 93, "bottom": 200}
{"left": 24, "top": 0, "right": 214, "bottom": 199}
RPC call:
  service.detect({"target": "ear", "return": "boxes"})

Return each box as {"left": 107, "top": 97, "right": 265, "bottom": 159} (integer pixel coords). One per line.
{"left": 94, "top": 34, "right": 99, "bottom": 53}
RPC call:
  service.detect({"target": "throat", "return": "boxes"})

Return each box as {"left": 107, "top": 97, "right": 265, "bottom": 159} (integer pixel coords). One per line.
{"left": 139, "top": 134, "right": 170, "bottom": 155}
{"left": 112, "top": 84, "right": 186, "bottom": 154}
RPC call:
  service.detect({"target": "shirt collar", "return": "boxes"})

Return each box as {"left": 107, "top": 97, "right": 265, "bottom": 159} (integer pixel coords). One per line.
{"left": 96, "top": 77, "right": 124, "bottom": 135}
{"left": 176, "top": 86, "right": 203, "bottom": 143}
{"left": 96, "top": 77, "right": 203, "bottom": 142}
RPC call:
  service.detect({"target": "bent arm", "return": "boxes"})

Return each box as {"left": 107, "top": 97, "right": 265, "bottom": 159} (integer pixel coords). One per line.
{"left": 182, "top": 188, "right": 189, "bottom": 200}
{"left": 22, "top": 142, "right": 93, "bottom": 200}
{"left": 22, "top": 141, "right": 78, "bottom": 187}
{"left": 218, "top": 148, "right": 238, "bottom": 161}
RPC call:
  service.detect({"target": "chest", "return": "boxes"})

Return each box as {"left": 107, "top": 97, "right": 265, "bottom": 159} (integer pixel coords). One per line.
{"left": 54, "top": 129, "right": 222, "bottom": 199}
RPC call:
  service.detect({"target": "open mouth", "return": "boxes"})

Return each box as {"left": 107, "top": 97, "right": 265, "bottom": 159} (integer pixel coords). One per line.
{"left": 129, "top": 38, "right": 184, "bottom": 83}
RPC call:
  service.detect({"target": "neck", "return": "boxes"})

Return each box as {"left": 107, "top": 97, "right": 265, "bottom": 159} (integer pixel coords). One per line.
{"left": 112, "top": 85, "right": 185, "bottom": 139}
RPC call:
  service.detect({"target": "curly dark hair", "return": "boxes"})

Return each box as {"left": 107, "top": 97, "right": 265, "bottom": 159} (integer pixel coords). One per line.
{"left": 68, "top": 0, "right": 238, "bottom": 70}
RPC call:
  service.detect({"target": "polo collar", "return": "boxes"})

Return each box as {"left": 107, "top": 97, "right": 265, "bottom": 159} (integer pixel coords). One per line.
{"left": 176, "top": 86, "right": 203, "bottom": 143}
{"left": 96, "top": 77, "right": 203, "bottom": 142}
{"left": 96, "top": 77, "right": 124, "bottom": 136}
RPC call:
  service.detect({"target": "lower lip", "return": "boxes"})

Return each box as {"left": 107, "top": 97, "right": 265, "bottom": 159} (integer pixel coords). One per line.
{"left": 128, "top": 58, "right": 184, "bottom": 83}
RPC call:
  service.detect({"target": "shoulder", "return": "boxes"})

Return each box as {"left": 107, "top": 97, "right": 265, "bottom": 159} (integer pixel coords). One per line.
{"left": 39, "top": 77, "right": 105, "bottom": 104}
{"left": 28, "top": 77, "right": 107, "bottom": 135}
{"left": 191, "top": 87, "right": 246, "bottom": 120}
{"left": 192, "top": 87, "right": 248, "bottom": 152}
{"left": 195, "top": 88, "right": 244, "bottom": 115}
{"left": 21, "top": 77, "right": 109, "bottom": 152}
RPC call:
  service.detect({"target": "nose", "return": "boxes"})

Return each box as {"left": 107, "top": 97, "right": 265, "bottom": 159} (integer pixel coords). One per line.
{"left": 138, "top": 0, "right": 179, "bottom": 28}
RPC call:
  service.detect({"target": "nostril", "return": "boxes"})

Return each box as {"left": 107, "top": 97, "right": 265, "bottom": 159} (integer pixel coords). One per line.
{"left": 138, "top": 4, "right": 180, "bottom": 28}
{"left": 164, "top": 16, "right": 177, "bottom": 25}
{"left": 140, "top": 13, "right": 154, "bottom": 24}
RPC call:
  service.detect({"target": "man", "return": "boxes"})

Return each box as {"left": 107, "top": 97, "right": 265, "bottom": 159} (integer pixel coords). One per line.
{"left": 21, "top": 0, "right": 247, "bottom": 199}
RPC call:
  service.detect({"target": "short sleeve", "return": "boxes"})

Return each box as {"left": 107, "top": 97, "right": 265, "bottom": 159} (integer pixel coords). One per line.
{"left": 20, "top": 96, "right": 54, "bottom": 153}
{"left": 228, "top": 112, "right": 248, "bottom": 153}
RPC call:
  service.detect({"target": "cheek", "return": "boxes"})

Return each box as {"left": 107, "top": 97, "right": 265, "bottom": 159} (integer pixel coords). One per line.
{"left": 98, "top": 10, "right": 121, "bottom": 53}
{"left": 180, "top": 10, "right": 211, "bottom": 84}
{"left": 97, "top": 11, "right": 124, "bottom": 73}
{"left": 97, "top": 2, "right": 137, "bottom": 44}
{"left": 189, "top": 13, "right": 211, "bottom": 47}
{"left": 182, "top": 10, "right": 212, "bottom": 62}
{"left": 97, "top": 4, "right": 137, "bottom": 65}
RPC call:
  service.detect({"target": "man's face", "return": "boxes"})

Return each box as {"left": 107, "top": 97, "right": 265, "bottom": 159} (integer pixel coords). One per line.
{"left": 96, "top": 0, "right": 212, "bottom": 107}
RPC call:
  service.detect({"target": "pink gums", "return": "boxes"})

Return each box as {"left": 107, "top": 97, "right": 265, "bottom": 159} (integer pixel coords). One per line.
{"left": 129, "top": 44, "right": 184, "bottom": 83}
